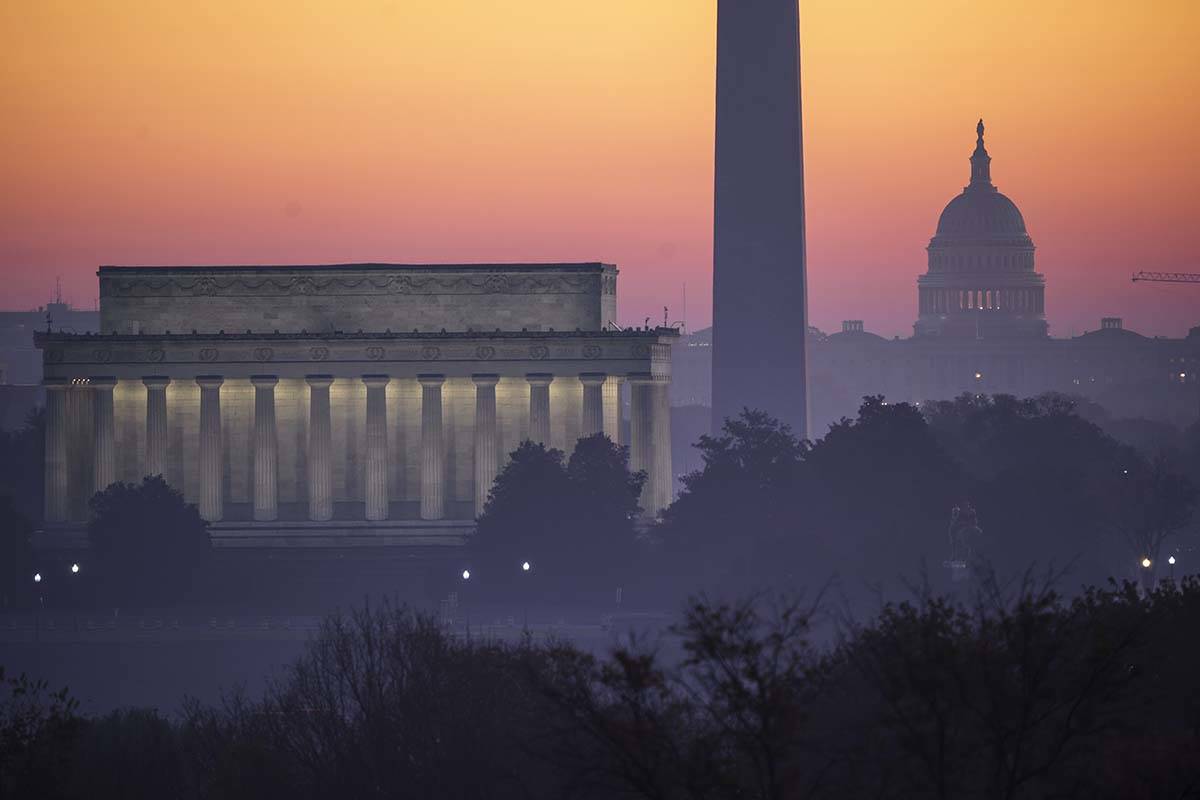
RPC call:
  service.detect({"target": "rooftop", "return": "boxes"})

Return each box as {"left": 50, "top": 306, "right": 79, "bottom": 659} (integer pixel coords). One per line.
{"left": 98, "top": 262, "right": 616, "bottom": 275}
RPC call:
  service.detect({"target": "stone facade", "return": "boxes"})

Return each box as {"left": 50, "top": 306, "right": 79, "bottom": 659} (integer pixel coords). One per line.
{"left": 98, "top": 263, "right": 618, "bottom": 335}
{"left": 38, "top": 263, "right": 674, "bottom": 548}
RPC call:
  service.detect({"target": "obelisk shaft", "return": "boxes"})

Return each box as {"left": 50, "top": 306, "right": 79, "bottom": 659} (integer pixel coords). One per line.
{"left": 712, "top": 0, "right": 808, "bottom": 437}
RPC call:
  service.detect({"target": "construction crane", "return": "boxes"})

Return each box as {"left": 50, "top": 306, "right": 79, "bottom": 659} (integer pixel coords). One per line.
{"left": 1131, "top": 271, "right": 1200, "bottom": 284}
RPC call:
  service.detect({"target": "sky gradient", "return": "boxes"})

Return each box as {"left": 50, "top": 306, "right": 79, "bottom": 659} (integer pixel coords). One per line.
{"left": 2, "top": 0, "right": 1198, "bottom": 337}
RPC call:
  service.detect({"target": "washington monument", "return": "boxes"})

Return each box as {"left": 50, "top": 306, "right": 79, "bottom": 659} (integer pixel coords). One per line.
{"left": 711, "top": 0, "right": 809, "bottom": 437}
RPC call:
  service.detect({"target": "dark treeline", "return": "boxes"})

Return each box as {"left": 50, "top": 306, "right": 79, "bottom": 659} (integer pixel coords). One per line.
{"left": 472, "top": 393, "right": 1200, "bottom": 609}
{"left": 6, "top": 581, "right": 1200, "bottom": 799}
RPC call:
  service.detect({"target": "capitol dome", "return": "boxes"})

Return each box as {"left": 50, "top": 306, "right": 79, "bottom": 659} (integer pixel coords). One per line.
{"left": 915, "top": 121, "right": 1047, "bottom": 339}
{"left": 934, "top": 187, "right": 1029, "bottom": 240}
{"left": 931, "top": 119, "right": 1032, "bottom": 244}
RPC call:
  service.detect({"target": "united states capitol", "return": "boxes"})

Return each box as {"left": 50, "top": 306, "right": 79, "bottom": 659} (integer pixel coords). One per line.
{"left": 674, "top": 122, "right": 1200, "bottom": 436}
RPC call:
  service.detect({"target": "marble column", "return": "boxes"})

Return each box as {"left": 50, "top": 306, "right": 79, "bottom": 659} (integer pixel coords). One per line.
{"left": 91, "top": 377, "right": 117, "bottom": 494}
{"left": 363, "top": 375, "right": 390, "bottom": 521}
{"left": 629, "top": 373, "right": 672, "bottom": 517}
{"left": 419, "top": 374, "right": 445, "bottom": 520}
{"left": 649, "top": 376, "right": 673, "bottom": 515}
{"left": 196, "top": 376, "right": 224, "bottom": 523}
{"left": 251, "top": 375, "right": 279, "bottom": 522}
{"left": 472, "top": 374, "right": 499, "bottom": 517}
{"left": 629, "top": 374, "right": 652, "bottom": 485}
{"left": 580, "top": 372, "right": 606, "bottom": 438}
{"left": 43, "top": 378, "right": 69, "bottom": 523}
{"left": 306, "top": 375, "right": 334, "bottom": 522}
{"left": 527, "top": 373, "right": 553, "bottom": 446}
{"left": 143, "top": 376, "right": 170, "bottom": 477}
{"left": 603, "top": 376, "right": 622, "bottom": 444}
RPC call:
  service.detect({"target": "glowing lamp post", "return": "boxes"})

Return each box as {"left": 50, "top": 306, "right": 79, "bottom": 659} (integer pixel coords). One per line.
{"left": 32, "top": 573, "right": 44, "bottom": 639}
{"left": 458, "top": 569, "right": 472, "bottom": 634}
{"left": 520, "top": 561, "right": 532, "bottom": 628}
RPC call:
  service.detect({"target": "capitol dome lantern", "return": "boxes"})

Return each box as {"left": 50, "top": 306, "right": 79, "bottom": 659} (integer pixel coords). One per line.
{"left": 915, "top": 121, "right": 1048, "bottom": 338}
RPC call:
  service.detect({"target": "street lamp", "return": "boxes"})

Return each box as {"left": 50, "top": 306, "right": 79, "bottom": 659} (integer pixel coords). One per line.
{"left": 33, "top": 572, "right": 42, "bottom": 583}
{"left": 520, "top": 561, "right": 533, "bottom": 627}
{"left": 1141, "top": 557, "right": 1152, "bottom": 569}
{"left": 70, "top": 563, "right": 79, "bottom": 574}
{"left": 1169, "top": 555, "right": 1177, "bottom": 565}
{"left": 461, "top": 569, "right": 471, "bottom": 581}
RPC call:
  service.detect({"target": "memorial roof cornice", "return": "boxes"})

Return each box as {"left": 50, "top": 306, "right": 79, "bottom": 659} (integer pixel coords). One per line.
{"left": 35, "top": 327, "right": 680, "bottom": 343}
{"left": 97, "top": 261, "right": 617, "bottom": 275}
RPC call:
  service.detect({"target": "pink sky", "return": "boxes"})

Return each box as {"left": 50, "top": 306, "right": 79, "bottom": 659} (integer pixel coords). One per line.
{"left": 2, "top": 1, "right": 1198, "bottom": 338}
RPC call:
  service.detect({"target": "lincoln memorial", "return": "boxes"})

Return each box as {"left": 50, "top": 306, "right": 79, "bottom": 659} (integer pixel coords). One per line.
{"left": 35, "top": 263, "right": 675, "bottom": 548}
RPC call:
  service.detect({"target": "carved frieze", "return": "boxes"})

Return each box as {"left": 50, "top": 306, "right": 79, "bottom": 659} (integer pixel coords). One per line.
{"left": 290, "top": 277, "right": 319, "bottom": 295}
{"left": 40, "top": 331, "right": 672, "bottom": 373}
{"left": 100, "top": 272, "right": 599, "bottom": 298}
{"left": 190, "top": 277, "right": 220, "bottom": 296}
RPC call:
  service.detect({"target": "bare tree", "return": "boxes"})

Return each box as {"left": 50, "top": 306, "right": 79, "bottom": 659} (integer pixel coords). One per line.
{"left": 542, "top": 594, "right": 839, "bottom": 800}
{"left": 840, "top": 574, "right": 1149, "bottom": 800}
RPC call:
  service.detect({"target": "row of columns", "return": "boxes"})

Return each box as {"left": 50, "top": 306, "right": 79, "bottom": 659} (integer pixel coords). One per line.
{"left": 45, "top": 371, "right": 667, "bottom": 524}
{"left": 920, "top": 287, "right": 1045, "bottom": 315}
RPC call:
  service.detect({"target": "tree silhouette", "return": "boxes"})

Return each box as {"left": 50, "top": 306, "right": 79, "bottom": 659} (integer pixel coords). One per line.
{"left": 658, "top": 410, "right": 807, "bottom": 590}
{"left": 924, "top": 393, "right": 1194, "bottom": 585}
{"left": 87, "top": 476, "right": 210, "bottom": 607}
{"left": 470, "top": 435, "right": 645, "bottom": 599}
{"left": 0, "top": 494, "right": 32, "bottom": 609}
{"left": 0, "top": 408, "right": 44, "bottom": 523}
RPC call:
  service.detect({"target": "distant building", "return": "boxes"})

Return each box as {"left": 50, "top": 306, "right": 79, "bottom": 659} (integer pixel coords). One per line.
{"left": 35, "top": 263, "right": 676, "bottom": 545}
{"left": 0, "top": 300, "right": 98, "bottom": 386}
{"left": 675, "top": 123, "right": 1200, "bottom": 435}
{"left": 0, "top": 299, "right": 98, "bottom": 430}
{"left": 915, "top": 120, "right": 1046, "bottom": 340}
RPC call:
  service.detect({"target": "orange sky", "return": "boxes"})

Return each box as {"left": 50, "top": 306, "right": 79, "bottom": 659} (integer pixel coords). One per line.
{"left": 2, "top": 0, "right": 1198, "bottom": 337}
